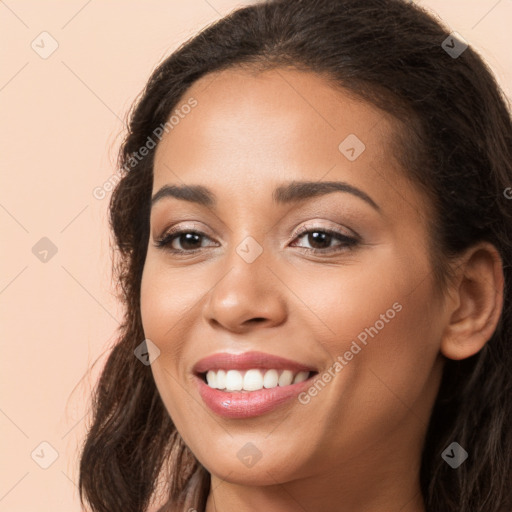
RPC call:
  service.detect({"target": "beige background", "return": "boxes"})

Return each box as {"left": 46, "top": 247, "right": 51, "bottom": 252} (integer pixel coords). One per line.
{"left": 1, "top": 1, "right": 510, "bottom": 510}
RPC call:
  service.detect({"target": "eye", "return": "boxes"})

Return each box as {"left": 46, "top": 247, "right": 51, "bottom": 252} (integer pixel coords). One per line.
{"left": 153, "top": 224, "right": 359, "bottom": 255}
{"left": 290, "top": 225, "right": 359, "bottom": 254}
{"left": 154, "top": 228, "right": 217, "bottom": 253}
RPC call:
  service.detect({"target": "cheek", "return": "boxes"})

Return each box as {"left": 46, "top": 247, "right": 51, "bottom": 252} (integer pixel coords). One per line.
{"left": 308, "top": 248, "right": 442, "bottom": 411}
{"left": 140, "top": 257, "right": 208, "bottom": 340}
{"left": 139, "top": 259, "right": 199, "bottom": 397}
{"left": 139, "top": 257, "right": 214, "bottom": 421}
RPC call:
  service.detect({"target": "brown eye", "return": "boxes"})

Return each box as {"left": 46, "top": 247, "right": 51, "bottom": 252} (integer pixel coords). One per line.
{"left": 291, "top": 227, "right": 359, "bottom": 254}
{"left": 155, "top": 229, "right": 216, "bottom": 253}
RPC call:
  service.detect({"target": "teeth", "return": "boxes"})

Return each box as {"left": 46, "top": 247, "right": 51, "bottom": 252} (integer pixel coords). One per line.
{"left": 244, "top": 369, "right": 264, "bottom": 391}
{"left": 225, "top": 369, "right": 243, "bottom": 391}
{"left": 204, "top": 369, "right": 311, "bottom": 392}
{"left": 293, "top": 371, "right": 309, "bottom": 384}
{"left": 206, "top": 370, "right": 217, "bottom": 388}
{"left": 263, "top": 369, "right": 278, "bottom": 388}
{"left": 216, "top": 370, "right": 226, "bottom": 389}
{"left": 278, "top": 370, "right": 294, "bottom": 387}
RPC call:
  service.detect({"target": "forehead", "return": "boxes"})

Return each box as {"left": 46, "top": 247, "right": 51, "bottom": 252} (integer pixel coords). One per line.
{"left": 155, "top": 67, "right": 394, "bottom": 169}
{"left": 152, "top": 67, "right": 428, "bottom": 221}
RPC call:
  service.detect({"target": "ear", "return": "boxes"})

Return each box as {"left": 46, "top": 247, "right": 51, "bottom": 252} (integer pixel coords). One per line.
{"left": 440, "top": 241, "right": 505, "bottom": 361}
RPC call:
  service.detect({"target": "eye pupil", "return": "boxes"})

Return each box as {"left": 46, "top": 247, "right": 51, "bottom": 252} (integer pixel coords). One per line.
{"left": 308, "top": 231, "right": 331, "bottom": 249}
{"left": 179, "top": 233, "right": 201, "bottom": 250}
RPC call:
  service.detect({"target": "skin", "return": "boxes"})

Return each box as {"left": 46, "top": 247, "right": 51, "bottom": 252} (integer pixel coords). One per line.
{"left": 140, "top": 67, "right": 504, "bottom": 512}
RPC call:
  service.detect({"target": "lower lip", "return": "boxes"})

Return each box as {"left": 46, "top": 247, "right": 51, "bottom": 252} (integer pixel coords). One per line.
{"left": 195, "top": 374, "right": 315, "bottom": 419}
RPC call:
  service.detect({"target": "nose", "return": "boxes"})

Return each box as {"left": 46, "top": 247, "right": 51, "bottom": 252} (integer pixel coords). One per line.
{"left": 202, "top": 242, "right": 288, "bottom": 334}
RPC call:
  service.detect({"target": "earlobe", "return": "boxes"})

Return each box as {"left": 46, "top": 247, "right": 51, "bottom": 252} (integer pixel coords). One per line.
{"left": 440, "top": 242, "right": 504, "bottom": 361}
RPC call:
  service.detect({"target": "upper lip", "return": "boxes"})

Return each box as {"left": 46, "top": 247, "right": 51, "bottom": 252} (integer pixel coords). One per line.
{"left": 193, "top": 351, "right": 318, "bottom": 375}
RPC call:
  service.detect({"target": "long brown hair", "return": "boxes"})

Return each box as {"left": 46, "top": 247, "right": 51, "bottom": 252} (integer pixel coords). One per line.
{"left": 78, "top": 1, "right": 512, "bottom": 510}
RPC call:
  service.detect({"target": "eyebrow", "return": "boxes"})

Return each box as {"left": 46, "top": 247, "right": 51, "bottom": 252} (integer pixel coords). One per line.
{"left": 150, "top": 180, "right": 380, "bottom": 212}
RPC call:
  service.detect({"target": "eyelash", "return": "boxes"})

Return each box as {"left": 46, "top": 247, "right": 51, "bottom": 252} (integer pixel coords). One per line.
{"left": 154, "top": 224, "right": 359, "bottom": 256}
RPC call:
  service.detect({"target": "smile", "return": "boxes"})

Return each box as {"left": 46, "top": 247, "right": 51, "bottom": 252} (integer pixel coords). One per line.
{"left": 202, "top": 368, "right": 312, "bottom": 391}
{"left": 193, "top": 351, "right": 319, "bottom": 418}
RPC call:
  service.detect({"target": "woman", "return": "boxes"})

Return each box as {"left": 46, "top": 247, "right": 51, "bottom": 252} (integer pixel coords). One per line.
{"left": 78, "top": 0, "right": 512, "bottom": 511}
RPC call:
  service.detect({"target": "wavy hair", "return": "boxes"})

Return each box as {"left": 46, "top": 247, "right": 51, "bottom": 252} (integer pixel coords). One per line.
{"left": 78, "top": 1, "right": 512, "bottom": 510}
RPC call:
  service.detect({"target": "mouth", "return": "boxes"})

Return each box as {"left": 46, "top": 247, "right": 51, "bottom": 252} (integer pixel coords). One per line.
{"left": 192, "top": 351, "right": 319, "bottom": 418}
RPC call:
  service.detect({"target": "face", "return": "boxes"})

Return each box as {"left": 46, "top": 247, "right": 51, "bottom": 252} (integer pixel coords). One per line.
{"left": 140, "top": 67, "right": 448, "bottom": 486}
